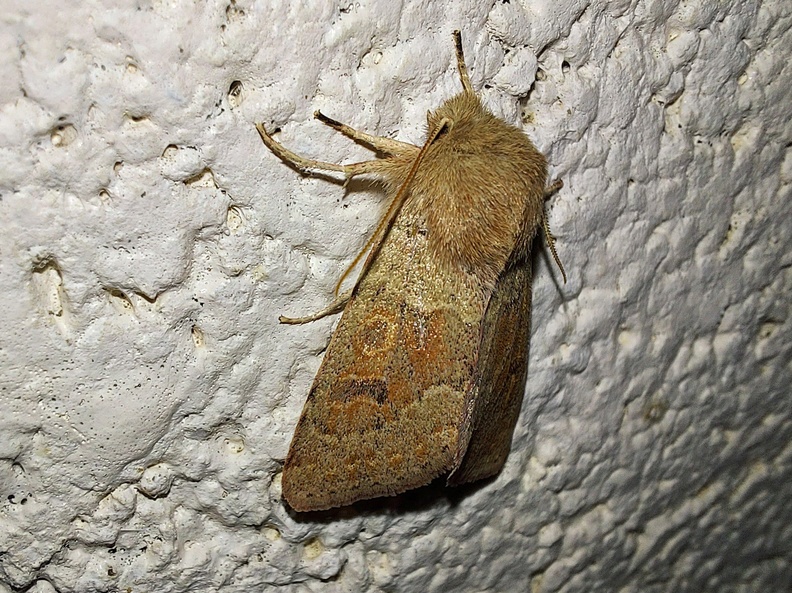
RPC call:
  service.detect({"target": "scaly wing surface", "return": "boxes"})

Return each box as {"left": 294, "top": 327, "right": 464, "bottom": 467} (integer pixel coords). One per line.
{"left": 449, "top": 250, "right": 534, "bottom": 485}
{"left": 283, "top": 209, "right": 487, "bottom": 511}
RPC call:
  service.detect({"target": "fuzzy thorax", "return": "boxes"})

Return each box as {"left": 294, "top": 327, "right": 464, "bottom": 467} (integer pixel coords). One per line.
{"left": 385, "top": 91, "right": 548, "bottom": 287}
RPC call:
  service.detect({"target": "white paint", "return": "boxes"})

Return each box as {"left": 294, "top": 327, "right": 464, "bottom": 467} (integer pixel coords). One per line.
{"left": 1, "top": 0, "right": 790, "bottom": 591}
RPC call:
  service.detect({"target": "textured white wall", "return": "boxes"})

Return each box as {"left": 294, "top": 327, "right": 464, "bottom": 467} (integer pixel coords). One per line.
{"left": 1, "top": 0, "right": 790, "bottom": 591}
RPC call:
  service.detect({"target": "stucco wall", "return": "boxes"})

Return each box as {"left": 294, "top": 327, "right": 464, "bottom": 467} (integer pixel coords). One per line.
{"left": 1, "top": 0, "right": 790, "bottom": 591}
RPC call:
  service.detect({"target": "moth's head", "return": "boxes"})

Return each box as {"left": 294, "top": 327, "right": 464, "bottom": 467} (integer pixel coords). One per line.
{"left": 426, "top": 91, "right": 492, "bottom": 142}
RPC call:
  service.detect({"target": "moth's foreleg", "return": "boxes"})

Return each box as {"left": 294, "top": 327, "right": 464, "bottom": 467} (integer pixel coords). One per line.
{"left": 279, "top": 289, "right": 352, "bottom": 325}
{"left": 256, "top": 123, "right": 383, "bottom": 179}
{"left": 314, "top": 111, "right": 418, "bottom": 156}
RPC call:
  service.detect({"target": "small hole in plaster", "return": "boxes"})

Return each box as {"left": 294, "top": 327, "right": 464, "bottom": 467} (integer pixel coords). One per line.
{"left": 50, "top": 124, "right": 77, "bottom": 147}
{"left": 303, "top": 537, "right": 324, "bottom": 560}
{"left": 31, "top": 258, "right": 72, "bottom": 335}
{"left": 536, "top": 69, "right": 547, "bottom": 81}
{"left": 114, "top": 161, "right": 124, "bottom": 173}
{"left": 224, "top": 435, "right": 245, "bottom": 453}
{"left": 561, "top": 60, "right": 570, "bottom": 73}
{"left": 126, "top": 113, "right": 149, "bottom": 123}
{"left": 262, "top": 525, "right": 282, "bottom": 541}
{"left": 184, "top": 168, "right": 218, "bottom": 188}
{"left": 132, "top": 289, "right": 157, "bottom": 304}
{"left": 360, "top": 48, "right": 383, "bottom": 67}
{"left": 32, "top": 255, "right": 59, "bottom": 274}
{"left": 106, "top": 288, "right": 135, "bottom": 314}
{"left": 226, "top": 205, "right": 245, "bottom": 233}
{"left": 228, "top": 80, "right": 243, "bottom": 108}
{"left": 520, "top": 98, "right": 536, "bottom": 125}
{"left": 162, "top": 144, "right": 179, "bottom": 158}
{"left": 191, "top": 325, "right": 206, "bottom": 348}
{"left": 226, "top": 0, "right": 245, "bottom": 20}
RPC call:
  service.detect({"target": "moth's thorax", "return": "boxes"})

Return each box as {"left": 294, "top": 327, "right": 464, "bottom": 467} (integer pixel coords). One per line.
{"left": 402, "top": 91, "right": 549, "bottom": 286}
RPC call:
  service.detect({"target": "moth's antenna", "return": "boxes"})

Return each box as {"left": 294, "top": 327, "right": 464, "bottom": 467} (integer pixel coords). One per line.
{"left": 335, "top": 118, "right": 452, "bottom": 295}
{"left": 541, "top": 178, "right": 567, "bottom": 283}
{"left": 542, "top": 214, "right": 567, "bottom": 284}
{"left": 453, "top": 30, "right": 475, "bottom": 94}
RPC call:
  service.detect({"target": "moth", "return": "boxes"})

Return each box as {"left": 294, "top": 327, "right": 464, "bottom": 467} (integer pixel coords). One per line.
{"left": 257, "top": 31, "right": 564, "bottom": 512}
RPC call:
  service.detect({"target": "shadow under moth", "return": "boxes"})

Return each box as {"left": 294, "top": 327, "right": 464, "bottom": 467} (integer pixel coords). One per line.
{"left": 257, "top": 31, "right": 564, "bottom": 512}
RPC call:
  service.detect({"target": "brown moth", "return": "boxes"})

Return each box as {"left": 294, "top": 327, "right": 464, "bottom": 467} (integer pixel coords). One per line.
{"left": 256, "top": 31, "right": 564, "bottom": 512}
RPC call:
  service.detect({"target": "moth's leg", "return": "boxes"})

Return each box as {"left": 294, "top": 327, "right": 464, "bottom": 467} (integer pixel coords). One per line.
{"left": 314, "top": 111, "right": 418, "bottom": 156}
{"left": 256, "top": 123, "right": 383, "bottom": 178}
{"left": 279, "top": 290, "right": 352, "bottom": 325}
{"left": 542, "top": 178, "right": 566, "bottom": 283}
{"left": 544, "top": 178, "right": 563, "bottom": 198}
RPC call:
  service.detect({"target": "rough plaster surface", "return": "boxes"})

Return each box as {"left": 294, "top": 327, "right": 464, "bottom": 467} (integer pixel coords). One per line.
{"left": 1, "top": 0, "right": 790, "bottom": 591}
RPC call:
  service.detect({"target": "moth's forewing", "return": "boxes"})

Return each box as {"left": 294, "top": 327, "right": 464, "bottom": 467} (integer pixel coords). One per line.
{"left": 282, "top": 210, "right": 487, "bottom": 512}
{"left": 448, "top": 251, "right": 534, "bottom": 485}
